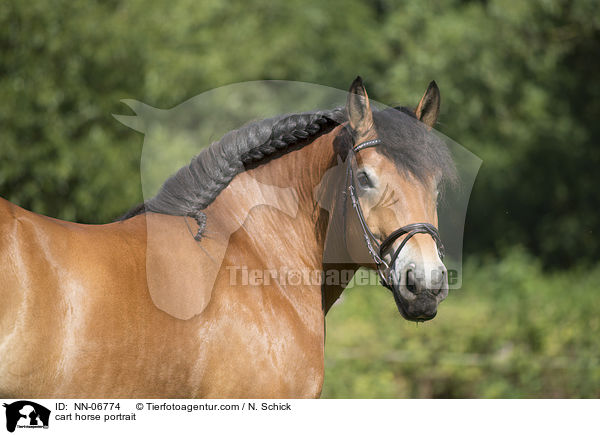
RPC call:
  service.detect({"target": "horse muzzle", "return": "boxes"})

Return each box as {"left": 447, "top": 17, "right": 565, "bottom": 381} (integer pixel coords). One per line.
{"left": 384, "top": 262, "right": 449, "bottom": 322}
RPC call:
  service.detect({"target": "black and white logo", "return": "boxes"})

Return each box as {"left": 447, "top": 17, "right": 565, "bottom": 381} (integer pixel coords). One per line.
{"left": 3, "top": 401, "right": 50, "bottom": 433}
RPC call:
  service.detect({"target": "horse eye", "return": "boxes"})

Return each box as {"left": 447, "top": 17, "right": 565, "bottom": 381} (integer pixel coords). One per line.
{"left": 357, "top": 171, "right": 373, "bottom": 188}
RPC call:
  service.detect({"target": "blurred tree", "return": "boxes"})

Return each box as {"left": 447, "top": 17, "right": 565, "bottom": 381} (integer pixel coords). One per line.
{"left": 0, "top": 0, "right": 146, "bottom": 221}
{"left": 376, "top": 0, "right": 600, "bottom": 267}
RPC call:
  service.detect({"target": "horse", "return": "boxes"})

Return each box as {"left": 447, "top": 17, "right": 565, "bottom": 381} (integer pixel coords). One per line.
{"left": 0, "top": 77, "right": 456, "bottom": 398}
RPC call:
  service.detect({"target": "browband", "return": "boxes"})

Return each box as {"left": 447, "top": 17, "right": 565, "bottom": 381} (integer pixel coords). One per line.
{"left": 352, "top": 138, "right": 382, "bottom": 152}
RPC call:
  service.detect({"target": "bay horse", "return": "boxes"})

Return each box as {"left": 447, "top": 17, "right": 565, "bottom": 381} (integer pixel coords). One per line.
{"left": 0, "top": 78, "right": 456, "bottom": 398}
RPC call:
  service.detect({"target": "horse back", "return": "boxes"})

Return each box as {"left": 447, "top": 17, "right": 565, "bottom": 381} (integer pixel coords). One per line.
{"left": 0, "top": 197, "right": 147, "bottom": 396}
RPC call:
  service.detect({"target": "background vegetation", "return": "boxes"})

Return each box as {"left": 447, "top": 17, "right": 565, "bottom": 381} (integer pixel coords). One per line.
{"left": 1, "top": 0, "right": 598, "bottom": 397}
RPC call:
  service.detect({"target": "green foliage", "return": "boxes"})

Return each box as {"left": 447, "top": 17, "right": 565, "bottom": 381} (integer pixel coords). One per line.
{"left": 1, "top": 0, "right": 598, "bottom": 264}
{"left": 323, "top": 249, "right": 600, "bottom": 398}
{"left": 0, "top": 0, "right": 146, "bottom": 222}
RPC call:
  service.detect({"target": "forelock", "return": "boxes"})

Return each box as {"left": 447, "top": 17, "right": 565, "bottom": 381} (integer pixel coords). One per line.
{"left": 372, "top": 107, "right": 457, "bottom": 187}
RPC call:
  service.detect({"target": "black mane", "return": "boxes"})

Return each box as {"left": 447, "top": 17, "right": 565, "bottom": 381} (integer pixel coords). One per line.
{"left": 120, "top": 105, "right": 456, "bottom": 239}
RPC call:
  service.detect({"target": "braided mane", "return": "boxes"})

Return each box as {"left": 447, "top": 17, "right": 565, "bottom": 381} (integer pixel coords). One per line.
{"left": 120, "top": 104, "right": 456, "bottom": 241}
{"left": 120, "top": 107, "right": 347, "bottom": 239}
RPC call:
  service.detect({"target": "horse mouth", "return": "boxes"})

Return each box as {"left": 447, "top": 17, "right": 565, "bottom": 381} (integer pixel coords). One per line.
{"left": 390, "top": 286, "right": 438, "bottom": 322}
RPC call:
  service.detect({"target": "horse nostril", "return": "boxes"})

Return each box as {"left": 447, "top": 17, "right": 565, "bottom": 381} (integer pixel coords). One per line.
{"left": 431, "top": 267, "right": 447, "bottom": 295}
{"left": 406, "top": 266, "right": 418, "bottom": 294}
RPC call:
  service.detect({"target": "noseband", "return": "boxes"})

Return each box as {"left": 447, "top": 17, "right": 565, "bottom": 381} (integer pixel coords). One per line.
{"left": 346, "top": 138, "right": 445, "bottom": 290}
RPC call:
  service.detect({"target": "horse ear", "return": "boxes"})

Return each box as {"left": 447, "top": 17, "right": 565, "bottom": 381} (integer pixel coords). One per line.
{"left": 415, "top": 81, "right": 441, "bottom": 128}
{"left": 346, "top": 76, "right": 374, "bottom": 136}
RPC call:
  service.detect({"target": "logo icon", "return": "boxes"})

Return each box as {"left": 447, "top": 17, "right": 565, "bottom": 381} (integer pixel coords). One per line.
{"left": 3, "top": 401, "right": 50, "bottom": 433}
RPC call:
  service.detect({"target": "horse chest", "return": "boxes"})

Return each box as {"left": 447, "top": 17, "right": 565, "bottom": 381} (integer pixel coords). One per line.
{"left": 184, "top": 297, "right": 325, "bottom": 398}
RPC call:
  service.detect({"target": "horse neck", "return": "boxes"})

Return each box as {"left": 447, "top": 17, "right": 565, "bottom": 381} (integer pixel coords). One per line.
{"left": 206, "top": 126, "right": 343, "bottom": 274}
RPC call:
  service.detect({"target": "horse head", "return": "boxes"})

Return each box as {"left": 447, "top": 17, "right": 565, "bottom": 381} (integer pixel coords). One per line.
{"left": 341, "top": 77, "right": 456, "bottom": 321}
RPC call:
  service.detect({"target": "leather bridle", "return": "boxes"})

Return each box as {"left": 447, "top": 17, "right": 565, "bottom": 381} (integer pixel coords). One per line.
{"left": 345, "top": 138, "right": 445, "bottom": 291}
